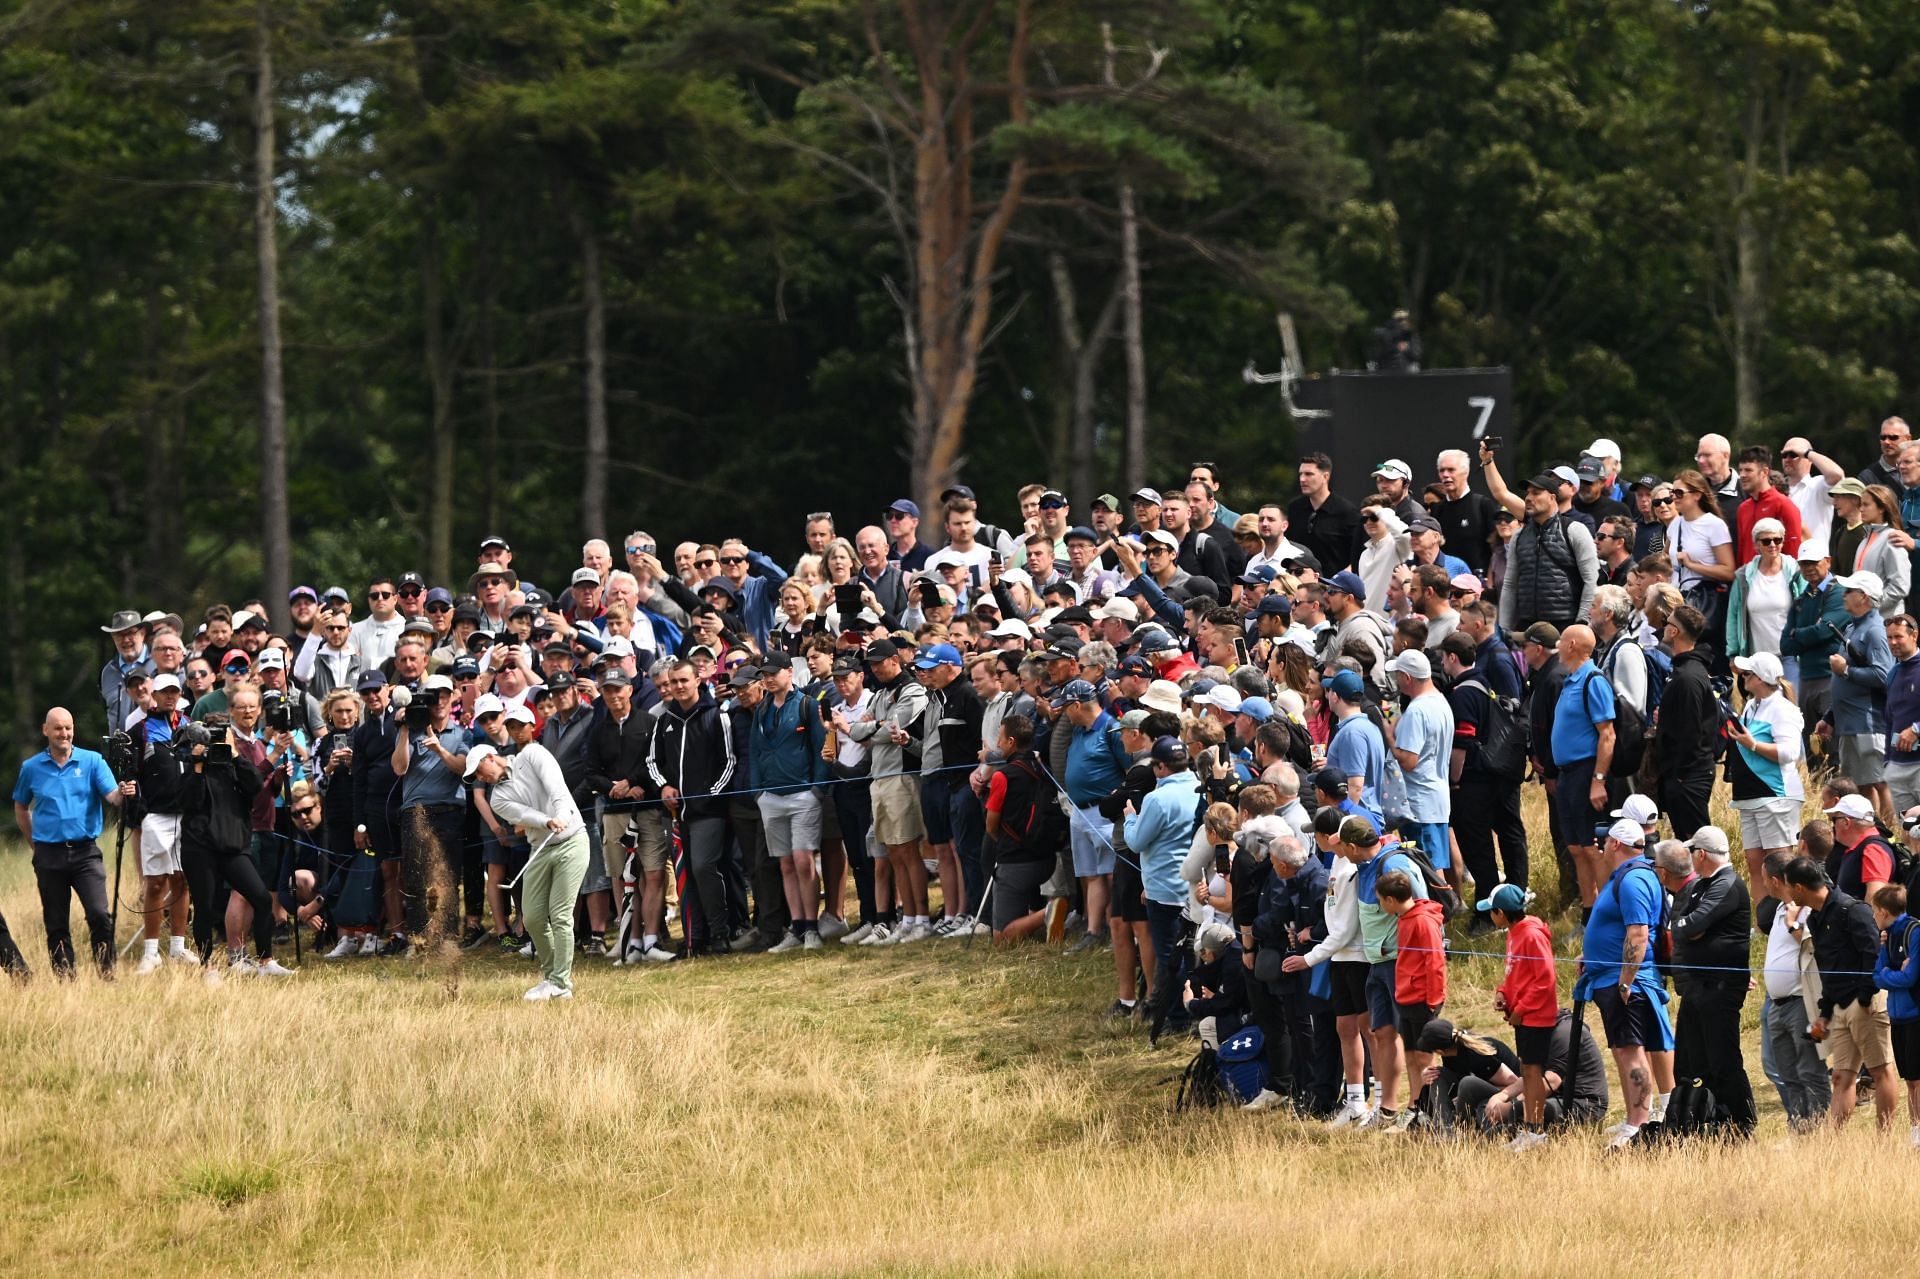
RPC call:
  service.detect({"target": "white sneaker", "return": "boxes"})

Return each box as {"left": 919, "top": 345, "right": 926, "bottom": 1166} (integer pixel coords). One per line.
{"left": 940, "top": 914, "right": 973, "bottom": 938}
{"left": 1507, "top": 1130, "right": 1549, "bottom": 1153}
{"left": 523, "top": 980, "right": 560, "bottom": 1001}
{"left": 971, "top": 918, "right": 991, "bottom": 937}
{"left": 134, "top": 952, "right": 164, "bottom": 975}
{"left": 1599, "top": 1120, "right": 1633, "bottom": 1141}
{"left": 1606, "top": 1123, "right": 1640, "bottom": 1150}
{"left": 518, "top": 941, "right": 536, "bottom": 958}
{"left": 641, "top": 945, "right": 677, "bottom": 964}
{"left": 324, "top": 936, "right": 360, "bottom": 960}
{"left": 803, "top": 931, "right": 823, "bottom": 951}
{"left": 618, "top": 943, "right": 644, "bottom": 967}
{"left": 1390, "top": 1108, "right": 1421, "bottom": 1133}
{"left": 1241, "top": 1089, "right": 1284, "bottom": 1112}
{"left": 841, "top": 922, "right": 874, "bottom": 946}
{"left": 357, "top": 934, "right": 381, "bottom": 957}
{"left": 767, "top": 933, "right": 804, "bottom": 954}
{"left": 858, "top": 923, "right": 893, "bottom": 947}
{"left": 255, "top": 959, "right": 296, "bottom": 977}
{"left": 930, "top": 916, "right": 957, "bottom": 938}
{"left": 229, "top": 956, "right": 260, "bottom": 976}
{"left": 1354, "top": 1107, "right": 1395, "bottom": 1132}
{"left": 892, "top": 921, "right": 931, "bottom": 945}
{"left": 168, "top": 947, "right": 199, "bottom": 966}
{"left": 1327, "top": 1098, "right": 1368, "bottom": 1130}
{"left": 818, "top": 914, "right": 849, "bottom": 942}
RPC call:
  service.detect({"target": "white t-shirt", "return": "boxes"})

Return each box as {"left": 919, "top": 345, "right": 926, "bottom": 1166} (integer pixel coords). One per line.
{"left": 1789, "top": 473, "right": 1833, "bottom": 549}
{"left": 1739, "top": 691, "right": 1804, "bottom": 799}
{"left": 1668, "top": 514, "right": 1731, "bottom": 589}
{"left": 835, "top": 688, "right": 874, "bottom": 769}
{"left": 1744, "top": 566, "right": 1791, "bottom": 655}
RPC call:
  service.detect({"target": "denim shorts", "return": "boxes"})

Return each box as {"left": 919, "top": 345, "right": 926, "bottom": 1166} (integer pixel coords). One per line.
{"left": 1366, "top": 959, "right": 1399, "bottom": 1031}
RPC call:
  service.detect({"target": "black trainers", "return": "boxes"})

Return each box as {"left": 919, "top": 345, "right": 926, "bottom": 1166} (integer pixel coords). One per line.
{"left": 1106, "top": 1000, "right": 1138, "bottom": 1020}
{"left": 459, "top": 925, "right": 490, "bottom": 951}
{"left": 378, "top": 934, "right": 411, "bottom": 958}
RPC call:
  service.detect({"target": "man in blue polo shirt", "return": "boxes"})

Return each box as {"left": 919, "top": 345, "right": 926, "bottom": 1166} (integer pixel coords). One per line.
{"left": 1550, "top": 623, "right": 1617, "bottom": 909}
{"left": 1322, "top": 669, "right": 1384, "bottom": 814}
{"left": 12, "top": 706, "right": 135, "bottom": 976}
{"left": 1577, "top": 818, "right": 1673, "bottom": 1148}
{"left": 1059, "top": 678, "right": 1130, "bottom": 951}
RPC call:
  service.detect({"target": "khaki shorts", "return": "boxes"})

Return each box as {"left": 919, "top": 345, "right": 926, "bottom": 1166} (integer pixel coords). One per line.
{"left": 601, "top": 808, "right": 669, "bottom": 882}
{"left": 1827, "top": 992, "right": 1894, "bottom": 1074}
{"left": 871, "top": 775, "right": 924, "bottom": 847}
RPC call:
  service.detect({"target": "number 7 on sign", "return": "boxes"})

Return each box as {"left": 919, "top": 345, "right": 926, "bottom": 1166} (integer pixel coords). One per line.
{"left": 1468, "top": 396, "right": 1495, "bottom": 439}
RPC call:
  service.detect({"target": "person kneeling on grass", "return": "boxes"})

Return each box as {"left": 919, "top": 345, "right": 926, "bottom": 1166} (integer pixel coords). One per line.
{"left": 1870, "top": 884, "right": 1920, "bottom": 1149}
{"left": 1480, "top": 882, "right": 1560, "bottom": 1151}
{"left": 1377, "top": 869, "right": 1446, "bottom": 1130}
{"left": 465, "top": 740, "right": 590, "bottom": 1001}
{"left": 1185, "top": 921, "right": 1249, "bottom": 1050}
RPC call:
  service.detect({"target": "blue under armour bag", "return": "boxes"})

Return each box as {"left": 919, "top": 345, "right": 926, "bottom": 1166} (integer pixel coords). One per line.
{"left": 1216, "top": 1025, "right": 1269, "bottom": 1103}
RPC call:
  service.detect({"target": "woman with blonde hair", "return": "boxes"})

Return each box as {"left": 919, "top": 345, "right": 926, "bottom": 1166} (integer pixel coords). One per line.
{"left": 1852, "top": 483, "right": 1910, "bottom": 617}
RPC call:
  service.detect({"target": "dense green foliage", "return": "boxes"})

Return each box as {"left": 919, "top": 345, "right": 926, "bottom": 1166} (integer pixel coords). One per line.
{"left": 4, "top": 0, "right": 1919, "bottom": 755}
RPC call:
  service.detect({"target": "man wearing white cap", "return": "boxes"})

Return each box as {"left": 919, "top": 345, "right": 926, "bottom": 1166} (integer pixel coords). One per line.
{"left": 1780, "top": 436, "right": 1845, "bottom": 548}
{"left": 1827, "top": 570, "right": 1896, "bottom": 826}
{"left": 1578, "top": 818, "right": 1673, "bottom": 1147}
{"left": 1383, "top": 650, "right": 1454, "bottom": 886}
{"left": 1610, "top": 792, "right": 1660, "bottom": 844}
{"left": 466, "top": 736, "right": 589, "bottom": 1000}
{"left": 1586, "top": 438, "right": 1624, "bottom": 499}
{"left": 1823, "top": 793, "right": 1897, "bottom": 905}
{"left": 1370, "top": 459, "right": 1423, "bottom": 528}
{"left": 128, "top": 673, "right": 195, "bottom": 971}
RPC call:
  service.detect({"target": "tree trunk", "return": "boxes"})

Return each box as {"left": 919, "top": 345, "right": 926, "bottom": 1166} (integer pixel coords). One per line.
{"left": 574, "top": 206, "right": 609, "bottom": 540}
{"left": 140, "top": 285, "right": 181, "bottom": 604}
{"left": 252, "top": 3, "right": 291, "bottom": 632}
{"left": 1731, "top": 85, "right": 1764, "bottom": 433}
{"left": 0, "top": 330, "right": 34, "bottom": 749}
{"left": 422, "top": 206, "right": 456, "bottom": 585}
{"left": 904, "top": 0, "right": 1033, "bottom": 516}
{"left": 479, "top": 228, "right": 501, "bottom": 538}
{"left": 1118, "top": 177, "right": 1146, "bottom": 492}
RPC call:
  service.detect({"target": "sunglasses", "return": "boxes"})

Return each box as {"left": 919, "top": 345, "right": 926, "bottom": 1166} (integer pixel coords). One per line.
{"left": 1447, "top": 589, "right": 1473, "bottom": 599}
{"left": 1779, "top": 450, "right": 1806, "bottom": 460}
{"left": 187, "top": 670, "right": 212, "bottom": 681}
{"left": 884, "top": 511, "right": 912, "bottom": 520}
{"left": 398, "top": 585, "right": 424, "bottom": 597}
{"left": 292, "top": 804, "right": 318, "bottom": 819}
{"left": 695, "top": 558, "right": 717, "bottom": 568}
{"left": 1651, "top": 496, "right": 1675, "bottom": 507}
{"left": 1362, "top": 514, "right": 1380, "bottom": 523}
{"left": 1039, "top": 499, "right": 1066, "bottom": 510}
{"left": 368, "top": 590, "right": 394, "bottom": 600}
{"left": 1757, "top": 537, "right": 1784, "bottom": 546}
{"left": 324, "top": 623, "right": 350, "bottom": 632}
{"left": 718, "top": 555, "right": 746, "bottom": 566}
{"left": 1144, "top": 546, "right": 1172, "bottom": 556}
{"left": 426, "top": 603, "right": 451, "bottom": 614}
{"left": 1883, "top": 434, "right": 1906, "bottom": 441}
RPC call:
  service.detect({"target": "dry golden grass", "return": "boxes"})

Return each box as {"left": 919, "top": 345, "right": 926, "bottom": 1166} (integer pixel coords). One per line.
{"left": 4, "top": 781, "right": 1919, "bottom": 1279}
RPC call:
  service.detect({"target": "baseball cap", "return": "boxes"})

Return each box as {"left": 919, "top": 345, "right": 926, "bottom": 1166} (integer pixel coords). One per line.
{"left": 1092, "top": 493, "right": 1121, "bottom": 513}
{"left": 1524, "top": 471, "right": 1561, "bottom": 493}
{"left": 220, "top": 648, "right": 251, "bottom": 671}
{"left": 255, "top": 649, "right": 287, "bottom": 671}
{"left": 1131, "top": 487, "right": 1163, "bottom": 506}
{"left": 472, "top": 693, "right": 505, "bottom": 719}
{"left": 421, "top": 673, "right": 454, "bottom": 694}
{"left": 864, "top": 637, "right": 900, "bottom": 663}
{"left": 1522, "top": 622, "right": 1561, "bottom": 648}
{"left": 1372, "top": 459, "right": 1412, "bottom": 482}
{"left": 913, "top": 643, "right": 964, "bottom": 670}
{"left": 1732, "top": 652, "right": 1785, "bottom": 686}
{"left": 502, "top": 702, "right": 536, "bottom": 726}
{"left": 151, "top": 673, "right": 182, "bottom": 693}
{"left": 1237, "top": 564, "right": 1278, "bottom": 586}
{"left": 1051, "top": 679, "right": 1098, "bottom": 708}
{"left": 545, "top": 671, "right": 575, "bottom": 692}
{"left": 1587, "top": 438, "right": 1622, "bottom": 463}
{"left": 1320, "top": 669, "right": 1366, "bottom": 701}
{"left": 1096, "top": 598, "right": 1139, "bottom": 623}
{"left": 1449, "top": 573, "right": 1483, "bottom": 594}
{"left": 479, "top": 534, "right": 511, "bottom": 551}
{"left": 1575, "top": 457, "right": 1606, "bottom": 483}
{"left": 987, "top": 618, "right": 1033, "bottom": 640}
{"left": 831, "top": 654, "right": 864, "bottom": 677}
{"left": 398, "top": 571, "right": 426, "bottom": 591}
{"left": 288, "top": 585, "right": 318, "bottom": 603}
{"left": 424, "top": 587, "right": 454, "bottom": 608}
{"left": 233, "top": 610, "right": 266, "bottom": 631}
{"left": 1628, "top": 473, "right": 1661, "bottom": 491}
{"left": 1054, "top": 605, "right": 1093, "bottom": 626}
{"left": 1280, "top": 549, "right": 1322, "bottom": 574}
{"left": 939, "top": 485, "right": 976, "bottom": 504}
{"left": 1824, "top": 794, "right": 1876, "bottom": 822}
{"left": 1195, "top": 685, "right": 1243, "bottom": 714}
{"left": 462, "top": 743, "right": 499, "bottom": 779}
{"left": 1039, "top": 489, "right": 1066, "bottom": 507}
{"left": 1115, "top": 655, "right": 1153, "bottom": 677}
{"left": 1611, "top": 794, "right": 1660, "bottom": 827}
{"left": 727, "top": 666, "right": 761, "bottom": 688}
{"left": 355, "top": 670, "right": 387, "bottom": 692}
{"left": 1688, "top": 826, "right": 1731, "bottom": 855}
{"left": 1312, "top": 766, "right": 1347, "bottom": 798}
{"left": 1141, "top": 529, "right": 1178, "bottom": 550}
{"left": 1256, "top": 594, "right": 1292, "bottom": 616}
{"left": 1064, "top": 525, "right": 1099, "bottom": 544}
{"left": 1475, "top": 883, "right": 1529, "bottom": 916}
{"left": 1386, "top": 650, "right": 1431, "bottom": 681}
{"left": 599, "top": 670, "right": 632, "bottom": 689}
{"left": 1150, "top": 735, "right": 1189, "bottom": 767}
{"left": 1407, "top": 513, "right": 1443, "bottom": 535}
{"left": 322, "top": 586, "right": 351, "bottom": 604}
{"left": 1238, "top": 696, "right": 1274, "bottom": 724}
{"left": 571, "top": 567, "right": 601, "bottom": 586}
{"left": 1550, "top": 465, "right": 1579, "bottom": 488}
{"left": 1119, "top": 709, "right": 1152, "bottom": 732}
{"left": 450, "top": 657, "right": 481, "bottom": 680}
{"left": 1604, "top": 818, "right": 1645, "bottom": 847}
{"left": 1796, "top": 537, "right": 1829, "bottom": 563}
{"left": 1321, "top": 570, "right": 1366, "bottom": 598}
{"left": 1832, "top": 570, "right": 1885, "bottom": 602}
{"left": 401, "top": 618, "right": 436, "bottom": 640}
{"left": 886, "top": 498, "right": 920, "bottom": 518}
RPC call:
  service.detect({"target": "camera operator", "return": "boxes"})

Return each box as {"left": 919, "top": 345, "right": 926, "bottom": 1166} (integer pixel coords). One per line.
{"left": 127, "top": 673, "right": 195, "bottom": 971}
{"left": 391, "top": 673, "right": 471, "bottom": 946}
{"left": 177, "top": 713, "right": 289, "bottom": 975}
{"left": 256, "top": 648, "right": 323, "bottom": 738}
{"left": 11, "top": 707, "right": 134, "bottom": 977}
{"left": 348, "top": 671, "right": 408, "bottom": 955}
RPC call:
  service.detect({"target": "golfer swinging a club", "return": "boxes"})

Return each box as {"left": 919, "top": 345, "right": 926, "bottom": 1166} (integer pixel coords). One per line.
{"left": 464, "top": 738, "right": 589, "bottom": 1001}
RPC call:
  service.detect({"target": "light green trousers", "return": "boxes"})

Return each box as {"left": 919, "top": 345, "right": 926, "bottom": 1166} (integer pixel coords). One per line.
{"left": 524, "top": 830, "right": 590, "bottom": 991}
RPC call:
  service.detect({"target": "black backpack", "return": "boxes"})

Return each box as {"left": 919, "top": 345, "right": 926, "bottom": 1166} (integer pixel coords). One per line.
{"left": 1389, "top": 844, "right": 1462, "bottom": 921}
{"left": 1000, "top": 756, "right": 1066, "bottom": 859}
{"left": 1634, "top": 1077, "right": 1732, "bottom": 1144}
{"left": 1599, "top": 640, "right": 1651, "bottom": 776}
{"left": 1457, "top": 678, "right": 1528, "bottom": 782}
{"left": 1173, "top": 1044, "right": 1228, "bottom": 1111}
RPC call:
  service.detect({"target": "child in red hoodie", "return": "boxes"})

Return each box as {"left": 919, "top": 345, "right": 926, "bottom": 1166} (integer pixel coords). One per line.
{"left": 1483, "top": 882, "right": 1558, "bottom": 1149}
{"left": 1379, "top": 869, "right": 1446, "bottom": 1121}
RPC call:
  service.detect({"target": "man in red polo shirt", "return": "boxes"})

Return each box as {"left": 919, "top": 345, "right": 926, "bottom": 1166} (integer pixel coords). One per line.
{"left": 1734, "top": 445, "right": 1803, "bottom": 564}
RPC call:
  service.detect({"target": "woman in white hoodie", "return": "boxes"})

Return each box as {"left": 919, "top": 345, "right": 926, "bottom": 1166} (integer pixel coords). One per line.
{"left": 1357, "top": 503, "right": 1412, "bottom": 614}
{"left": 1284, "top": 805, "right": 1371, "bottom": 1127}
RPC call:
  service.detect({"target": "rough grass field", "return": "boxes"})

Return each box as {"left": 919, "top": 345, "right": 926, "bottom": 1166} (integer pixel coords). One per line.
{"left": 5, "top": 784, "right": 1920, "bottom": 1279}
